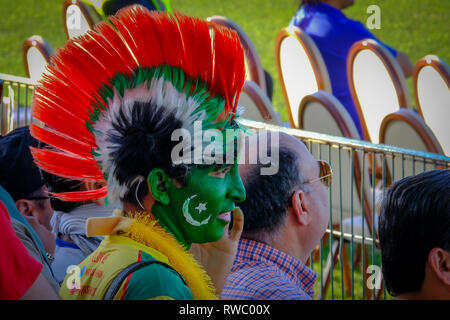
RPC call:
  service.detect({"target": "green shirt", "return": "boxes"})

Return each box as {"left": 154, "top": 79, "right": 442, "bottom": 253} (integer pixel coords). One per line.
{"left": 60, "top": 235, "right": 193, "bottom": 300}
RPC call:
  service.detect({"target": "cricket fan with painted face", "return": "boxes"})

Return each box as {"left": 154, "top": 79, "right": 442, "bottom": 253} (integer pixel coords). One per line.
{"left": 30, "top": 5, "right": 247, "bottom": 300}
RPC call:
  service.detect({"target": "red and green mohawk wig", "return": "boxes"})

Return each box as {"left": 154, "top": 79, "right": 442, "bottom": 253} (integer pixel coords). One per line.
{"left": 30, "top": 5, "right": 245, "bottom": 203}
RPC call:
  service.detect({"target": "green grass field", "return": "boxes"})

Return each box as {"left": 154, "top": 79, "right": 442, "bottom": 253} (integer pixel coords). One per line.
{"left": 1, "top": 0, "right": 449, "bottom": 121}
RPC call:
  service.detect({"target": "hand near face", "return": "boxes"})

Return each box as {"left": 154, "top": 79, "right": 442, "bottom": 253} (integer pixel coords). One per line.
{"left": 189, "top": 207, "right": 244, "bottom": 296}
{"left": 25, "top": 215, "right": 56, "bottom": 256}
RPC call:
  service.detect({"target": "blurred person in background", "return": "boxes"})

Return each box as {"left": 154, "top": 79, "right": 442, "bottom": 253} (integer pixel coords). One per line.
{"left": 41, "top": 167, "right": 118, "bottom": 284}
{"left": 96, "top": 0, "right": 171, "bottom": 17}
{"left": 0, "top": 126, "right": 59, "bottom": 292}
{"left": 0, "top": 197, "right": 59, "bottom": 300}
{"left": 290, "top": 0, "right": 414, "bottom": 137}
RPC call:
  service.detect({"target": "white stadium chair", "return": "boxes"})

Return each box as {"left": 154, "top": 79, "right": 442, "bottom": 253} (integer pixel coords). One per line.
{"left": 238, "top": 80, "right": 282, "bottom": 125}
{"left": 23, "top": 35, "right": 54, "bottom": 82}
{"left": 63, "top": 0, "right": 102, "bottom": 39}
{"left": 379, "top": 109, "right": 445, "bottom": 181}
{"left": 299, "top": 90, "right": 375, "bottom": 236}
{"left": 347, "top": 39, "right": 413, "bottom": 144}
{"left": 413, "top": 55, "right": 450, "bottom": 156}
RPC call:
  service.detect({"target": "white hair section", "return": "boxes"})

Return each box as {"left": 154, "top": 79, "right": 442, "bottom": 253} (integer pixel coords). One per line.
{"left": 94, "top": 89, "right": 123, "bottom": 201}
{"left": 105, "top": 164, "right": 129, "bottom": 204}
{"left": 92, "top": 78, "right": 211, "bottom": 202}
{"left": 146, "top": 77, "right": 206, "bottom": 129}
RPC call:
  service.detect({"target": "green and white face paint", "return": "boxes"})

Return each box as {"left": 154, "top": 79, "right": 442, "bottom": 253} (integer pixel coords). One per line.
{"left": 147, "top": 95, "right": 246, "bottom": 248}
{"left": 150, "top": 160, "right": 245, "bottom": 248}
{"left": 182, "top": 194, "right": 212, "bottom": 227}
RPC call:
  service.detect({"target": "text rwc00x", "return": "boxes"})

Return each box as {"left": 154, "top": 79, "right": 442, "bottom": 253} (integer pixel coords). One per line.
{"left": 178, "top": 303, "right": 271, "bottom": 318}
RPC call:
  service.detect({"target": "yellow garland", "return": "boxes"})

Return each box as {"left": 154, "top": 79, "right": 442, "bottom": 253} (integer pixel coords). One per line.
{"left": 119, "top": 212, "right": 218, "bottom": 300}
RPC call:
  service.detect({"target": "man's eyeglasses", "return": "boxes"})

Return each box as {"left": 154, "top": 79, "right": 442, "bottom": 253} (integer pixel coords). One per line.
{"left": 301, "top": 160, "right": 333, "bottom": 188}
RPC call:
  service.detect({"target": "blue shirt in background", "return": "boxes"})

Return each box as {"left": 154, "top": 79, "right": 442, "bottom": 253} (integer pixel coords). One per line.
{"left": 290, "top": 2, "right": 397, "bottom": 138}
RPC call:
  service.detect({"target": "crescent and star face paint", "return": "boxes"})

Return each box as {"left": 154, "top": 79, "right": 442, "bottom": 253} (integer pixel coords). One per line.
{"left": 149, "top": 119, "right": 248, "bottom": 248}
{"left": 150, "top": 162, "right": 245, "bottom": 248}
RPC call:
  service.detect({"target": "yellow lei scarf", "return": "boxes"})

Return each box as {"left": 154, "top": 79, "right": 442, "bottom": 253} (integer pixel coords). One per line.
{"left": 115, "top": 211, "right": 218, "bottom": 300}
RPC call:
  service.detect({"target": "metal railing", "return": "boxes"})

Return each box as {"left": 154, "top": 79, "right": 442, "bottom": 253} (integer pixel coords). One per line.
{"left": 239, "top": 119, "right": 450, "bottom": 300}
{"left": 0, "top": 73, "right": 36, "bottom": 135}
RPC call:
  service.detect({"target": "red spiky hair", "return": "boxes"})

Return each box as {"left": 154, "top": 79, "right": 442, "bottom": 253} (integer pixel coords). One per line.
{"left": 30, "top": 5, "right": 245, "bottom": 201}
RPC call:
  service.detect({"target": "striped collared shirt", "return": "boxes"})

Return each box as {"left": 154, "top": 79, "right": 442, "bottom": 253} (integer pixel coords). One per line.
{"left": 222, "top": 238, "right": 317, "bottom": 300}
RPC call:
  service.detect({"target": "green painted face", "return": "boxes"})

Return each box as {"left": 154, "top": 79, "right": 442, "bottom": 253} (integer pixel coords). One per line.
{"left": 149, "top": 162, "right": 246, "bottom": 248}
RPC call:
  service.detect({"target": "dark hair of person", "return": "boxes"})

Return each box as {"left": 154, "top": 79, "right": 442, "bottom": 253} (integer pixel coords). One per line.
{"left": 110, "top": 100, "right": 189, "bottom": 204}
{"left": 41, "top": 170, "right": 83, "bottom": 213}
{"left": 239, "top": 147, "right": 304, "bottom": 235}
{"left": 298, "top": 0, "right": 321, "bottom": 10}
{"left": 102, "top": 0, "right": 157, "bottom": 17}
{"left": 378, "top": 169, "right": 450, "bottom": 296}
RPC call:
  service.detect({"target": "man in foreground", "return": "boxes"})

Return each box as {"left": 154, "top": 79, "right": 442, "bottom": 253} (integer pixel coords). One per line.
{"left": 30, "top": 6, "right": 246, "bottom": 299}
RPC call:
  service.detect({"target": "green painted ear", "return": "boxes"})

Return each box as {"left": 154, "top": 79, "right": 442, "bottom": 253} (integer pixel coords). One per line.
{"left": 147, "top": 168, "right": 170, "bottom": 206}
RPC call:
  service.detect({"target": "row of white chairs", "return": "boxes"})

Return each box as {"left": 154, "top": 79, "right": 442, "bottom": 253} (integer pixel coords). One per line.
{"left": 23, "top": 2, "right": 450, "bottom": 153}
{"left": 276, "top": 25, "right": 448, "bottom": 244}
{"left": 275, "top": 26, "right": 449, "bottom": 157}
{"left": 25, "top": 0, "right": 100, "bottom": 81}
{"left": 59, "top": 3, "right": 449, "bottom": 156}
{"left": 21, "top": 4, "right": 449, "bottom": 162}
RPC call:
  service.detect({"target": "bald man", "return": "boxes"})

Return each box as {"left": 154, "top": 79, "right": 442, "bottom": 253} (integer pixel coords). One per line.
{"left": 221, "top": 132, "right": 331, "bottom": 300}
